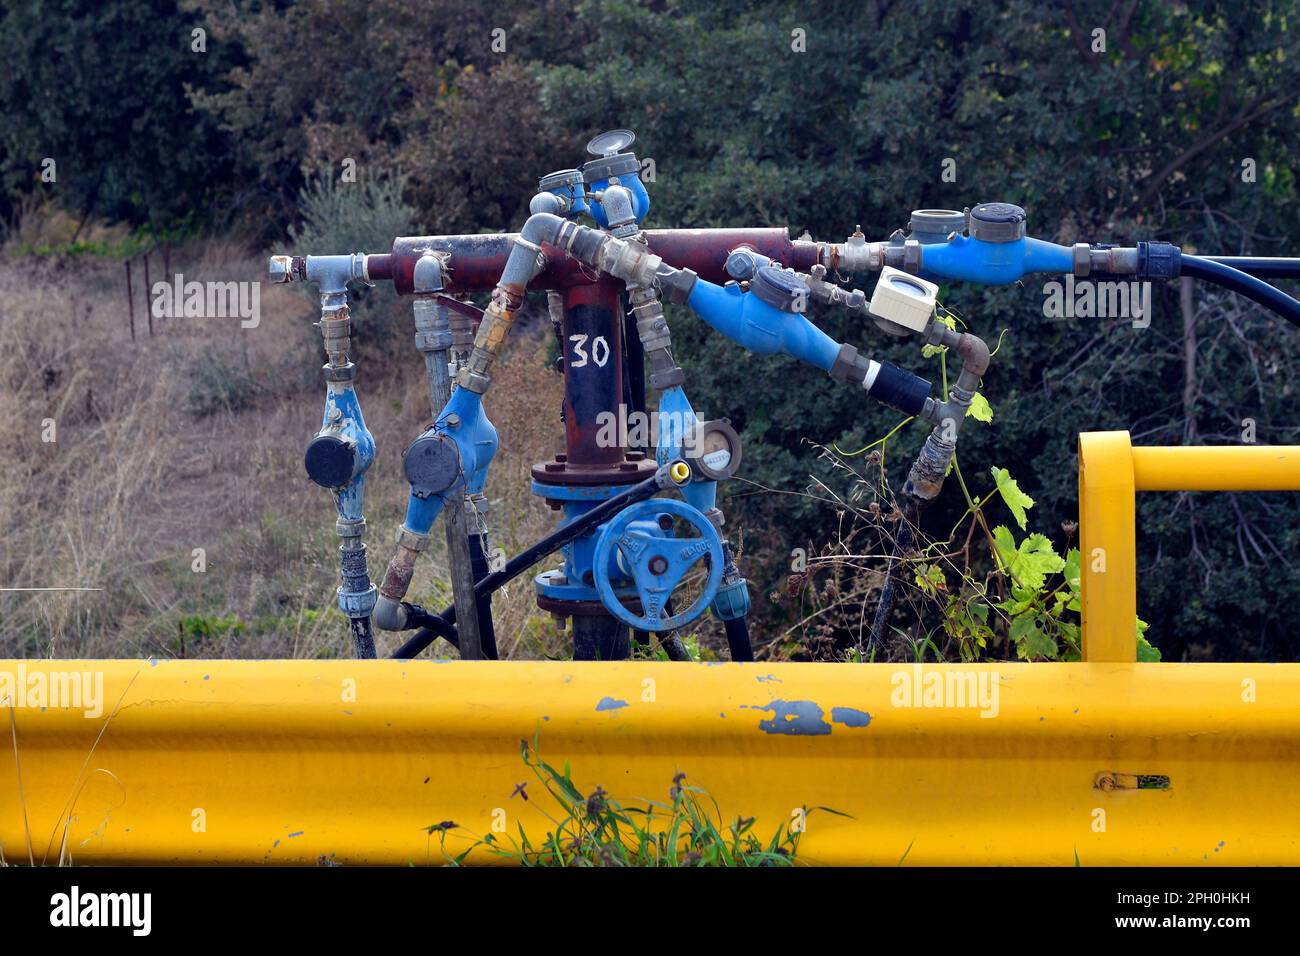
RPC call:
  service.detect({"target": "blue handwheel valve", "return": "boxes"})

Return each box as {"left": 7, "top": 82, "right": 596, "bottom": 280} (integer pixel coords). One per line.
{"left": 592, "top": 498, "right": 724, "bottom": 632}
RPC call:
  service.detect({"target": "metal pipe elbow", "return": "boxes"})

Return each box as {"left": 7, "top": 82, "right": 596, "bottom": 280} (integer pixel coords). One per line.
{"left": 957, "top": 332, "right": 990, "bottom": 377}
{"left": 372, "top": 594, "right": 409, "bottom": 631}
{"left": 413, "top": 252, "right": 447, "bottom": 295}
{"left": 529, "top": 191, "right": 566, "bottom": 217}
{"left": 498, "top": 213, "right": 568, "bottom": 288}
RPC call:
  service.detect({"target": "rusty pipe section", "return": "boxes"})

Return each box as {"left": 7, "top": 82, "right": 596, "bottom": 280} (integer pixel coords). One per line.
{"left": 907, "top": 327, "right": 991, "bottom": 501}
{"left": 454, "top": 214, "right": 691, "bottom": 393}
{"left": 374, "top": 527, "right": 429, "bottom": 631}
{"left": 376, "top": 228, "right": 818, "bottom": 295}
{"left": 453, "top": 212, "right": 570, "bottom": 394}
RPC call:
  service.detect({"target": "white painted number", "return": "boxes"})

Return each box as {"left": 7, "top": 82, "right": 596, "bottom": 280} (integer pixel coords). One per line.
{"left": 568, "top": 334, "right": 610, "bottom": 368}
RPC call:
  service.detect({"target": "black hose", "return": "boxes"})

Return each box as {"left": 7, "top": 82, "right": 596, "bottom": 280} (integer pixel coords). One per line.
{"left": 659, "top": 634, "right": 691, "bottom": 661}
{"left": 1205, "top": 256, "right": 1300, "bottom": 279}
{"left": 723, "top": 617, "right": 754, "bottom": 662}
{"left": 392, "top": 468, "right": 675, "bottom": 659}
{"left": 1181, "top": 255, "right": 1300, "bottom": 329}
{"left": 350, "top": 616, "right": 377, "bottom": 659}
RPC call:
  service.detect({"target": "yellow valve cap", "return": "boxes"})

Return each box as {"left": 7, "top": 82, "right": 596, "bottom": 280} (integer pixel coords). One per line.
{"left": 669, "top": 461, "right": 691, "bottom": 484}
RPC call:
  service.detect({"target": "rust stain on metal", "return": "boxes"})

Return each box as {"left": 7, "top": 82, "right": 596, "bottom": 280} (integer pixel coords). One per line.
{"left": 1095, "top": 772, "right": 1171, "bottom": 791}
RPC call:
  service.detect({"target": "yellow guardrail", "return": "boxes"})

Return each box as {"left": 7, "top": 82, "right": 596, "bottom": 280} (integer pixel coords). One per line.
{"left": 1, "top": 433, "right": 1297, "bottom": 866}
{"left": 2, "top": 659, "right": 1298, "bottom": 866}
{"left": 1079, "top": 432, "right": 1300, "bottom": 661}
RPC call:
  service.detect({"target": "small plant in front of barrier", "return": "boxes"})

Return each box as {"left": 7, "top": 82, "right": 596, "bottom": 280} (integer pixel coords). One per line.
{"left": 426, "top": 739, "right": 844, "bottom": 866}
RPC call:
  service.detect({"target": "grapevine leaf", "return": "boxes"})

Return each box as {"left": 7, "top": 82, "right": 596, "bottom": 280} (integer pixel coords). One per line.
{"left": 992, "top": 524, "right": 1018, "bottom": 568}
{"left": 1014, "top": 533, "right": 1066, "bottom": 590}
{"left": 991, "top": 466, "right": 1034, "bottom": 529}
{"left": 1136, "top": 618, "right": 1161, "bottom": 661}
{"left": 966, "top": 392, "right": 993, "bottom": 423}
{"left": 1010, "top": 615, "right": 1058, "bottom": 659}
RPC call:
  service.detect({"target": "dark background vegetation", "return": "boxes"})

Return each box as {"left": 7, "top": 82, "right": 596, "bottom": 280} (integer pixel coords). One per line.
{"left": 2, "top": 0, "right": 1298, "bottom": 660}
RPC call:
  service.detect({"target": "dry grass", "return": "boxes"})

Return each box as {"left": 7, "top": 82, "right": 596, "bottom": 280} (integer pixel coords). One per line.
{"left": 0, "top": 237, "right": 571, "bottom": 660}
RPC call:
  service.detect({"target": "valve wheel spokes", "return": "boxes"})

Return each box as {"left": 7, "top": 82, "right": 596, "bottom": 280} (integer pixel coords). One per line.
{"left": 593, "top": 499, "right": 724, "bottom": 633}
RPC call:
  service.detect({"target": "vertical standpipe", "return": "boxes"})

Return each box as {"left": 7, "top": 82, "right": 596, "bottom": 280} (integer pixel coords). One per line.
{"left": 271, "top": 253, "right": 380, "bottom": 659}
{"left": 304, "top": 289, "right": 378, "bottom": 658}
{"left": 545, "top": 278, "right": 636, "bottom": 659}
{"left": 410, "top": 257, "right": 485, "bottom": 659}
{"left": 561, "top": 278, "right": 626, "bottom": 467}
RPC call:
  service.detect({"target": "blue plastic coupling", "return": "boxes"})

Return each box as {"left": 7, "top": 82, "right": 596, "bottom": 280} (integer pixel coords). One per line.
{"left": 711, "top": 577, "right": 752, "bottom": 621}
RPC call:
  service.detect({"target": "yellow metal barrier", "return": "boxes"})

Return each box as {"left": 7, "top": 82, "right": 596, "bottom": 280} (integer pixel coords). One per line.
{"left": 2, "top": 433, "right": 1298, "bottom": 866}
{"left": 2, "top": 659, "right": 1299, "bottom": 865}
{"left": 1079, "top": 433, "right": 1300, "bottom": 661}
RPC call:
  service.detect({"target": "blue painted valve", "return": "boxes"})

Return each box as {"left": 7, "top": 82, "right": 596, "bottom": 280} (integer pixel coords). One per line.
{"left": 592, "top": 498, "right": 724, "bottom": 631}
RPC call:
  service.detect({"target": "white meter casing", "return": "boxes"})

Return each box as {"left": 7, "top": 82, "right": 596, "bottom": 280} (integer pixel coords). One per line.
{"left": 868, "top": 266, "right": 939, "bottom": 334}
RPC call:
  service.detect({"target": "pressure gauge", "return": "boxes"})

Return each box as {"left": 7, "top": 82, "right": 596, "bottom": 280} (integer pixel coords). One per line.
{"left": 686, "top": 419, "right": 743, "bottom": 481}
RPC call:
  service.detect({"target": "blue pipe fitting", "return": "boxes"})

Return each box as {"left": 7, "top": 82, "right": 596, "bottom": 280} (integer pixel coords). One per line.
{"left": 582, "top": 145, "right": 650, "bottom": 230}
{"left": 400, "top": 388, "right": 499, "bottom": 536}
{"left": 711, "top": 577, "right": 752, "bottom": 621}
{"left": 909, "top": 203, "right": 1072, "bottom": 285}
{"left": 305, "top": 380, "right": 375, "bottom": 493}
{"left": 655, "top": 386, "right": 717, "bottom": 514}
{"left": 917, "top": 233, "right": 1074, "bottom": 285}
{"left": 685, "top": 271, "right": 841, "bottom": 371}
{"left": 533, "top": 485, "right": 635, "bottom": 603}
{"left": 585, "top": 175, "right": 650, "bottom": 231}
{"left": 536, "top": 168, "right": 589, "bottom": 220}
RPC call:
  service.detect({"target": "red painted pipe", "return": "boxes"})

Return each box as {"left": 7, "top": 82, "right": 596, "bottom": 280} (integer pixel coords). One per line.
{"left": 560, "top": 278, "right": 625, "bottom": 468}
{"left": 374, "top": 228, "right": 819, "bottom": 295}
